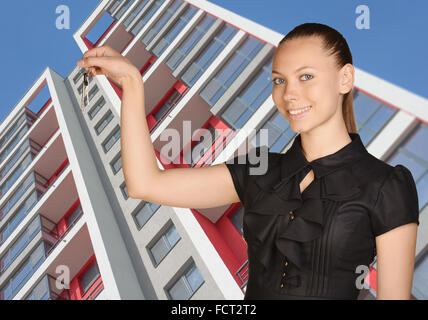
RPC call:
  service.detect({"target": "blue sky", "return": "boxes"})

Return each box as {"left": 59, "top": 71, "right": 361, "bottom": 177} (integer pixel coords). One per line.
{"left": 1, "top": 0, "right": 427, "bottom": 125}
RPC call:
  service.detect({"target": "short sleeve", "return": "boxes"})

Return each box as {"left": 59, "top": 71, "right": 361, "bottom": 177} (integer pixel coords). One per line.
{"left": 224, "top": 145, "right": 269, "bottom": 207}
{"left": 225, "top": 150, "right": 249, "bottom": 206}
{"left": 371, "top": 164, "right": 420, "bottom": 237}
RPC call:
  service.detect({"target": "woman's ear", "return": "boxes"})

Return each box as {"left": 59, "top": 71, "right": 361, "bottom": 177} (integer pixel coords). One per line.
{"left": 339, "top": 63, "right": 354, "bottom": 94}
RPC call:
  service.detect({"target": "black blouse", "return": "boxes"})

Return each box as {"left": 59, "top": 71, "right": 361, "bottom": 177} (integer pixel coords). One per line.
{"left": 225, "top": 132, "right": 420, "bottom": 300}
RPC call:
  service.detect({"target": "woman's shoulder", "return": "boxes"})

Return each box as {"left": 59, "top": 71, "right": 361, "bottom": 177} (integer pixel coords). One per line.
{"left": 353, "top": 152, "right": 416, "bottom": 201}
{"left": 353, "top": 151, "right": 397, "bottom": 183}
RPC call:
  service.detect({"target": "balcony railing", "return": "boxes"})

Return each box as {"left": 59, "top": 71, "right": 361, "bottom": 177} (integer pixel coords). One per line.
{"left": 45, "top": 206, "right": 83, "bottom": 256}
{"left": 83, "top": 276, "right": 104, "bottom": 300}
{"left": 235, "top": 259, "right": 248, "bottom": 291}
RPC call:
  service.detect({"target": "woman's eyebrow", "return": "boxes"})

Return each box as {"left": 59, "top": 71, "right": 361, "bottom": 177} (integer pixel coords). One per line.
{"left": 272, "top": 65, "right": 316, "bottom": 75}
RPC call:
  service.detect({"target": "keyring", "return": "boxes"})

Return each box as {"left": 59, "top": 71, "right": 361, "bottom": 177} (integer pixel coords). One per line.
{"left": 80, "top": 71, "right": 90, "bottom": 112}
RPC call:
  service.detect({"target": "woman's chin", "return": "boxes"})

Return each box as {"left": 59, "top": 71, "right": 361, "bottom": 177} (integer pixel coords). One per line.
{"left": 289, "top": 122, "right": 312, "bottom": 134}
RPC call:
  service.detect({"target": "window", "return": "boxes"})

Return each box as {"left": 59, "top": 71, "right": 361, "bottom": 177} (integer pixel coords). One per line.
{"left": 220, "top": 55, "right": 273, "bottom": 130}
{"left": 181, "top": 23, "right": 238, "bottom": 87}
{"left": 0, "top": 215, "right": 41, "bottom": 276}
{"left": 0, "top": 114, "right": 26, "bottom": 148}
{"left": 123, "top": 0, "right": 150, "bottom": 28}
{"left": 386, "top": 123, "right": 428, "bottom": 211}
{"left": 166, "top": 14, "right": 216, "bottom": 70}
{"left": 107, "top": 0, "right": 124, "bottom": 14}
{"left": 130, "top": 0, "right": 166, "bottom": 36}
{"left": 200, "top": 36, "right": 264, "bottom": 106}
{"left": 0, "top": 191, "right": 37, "bottom": 246}
{"left": 66, "top": 205, "right": 83, "bottom": 227}
{"left": 412, "top": 249, "right": 428, "bottom": 299}
{"left": 102, "top": 126, "right": 120, "bottom": 153}
{"left": 80, "top": 262, "right": 100, "bottom": 294}
{"left": 153, "top": 90, "right": 184, "bottom": 122}
{"left": 73, "top": 69, "right": 85, "bottom": 84}
{"left": 114, "top": 0, "right": 132, "bottom": 20}
{"left": 353, "top": 89, "right": 396, "bottom": 146}
{"left": 249, "top": 110, "right": 295, "bottom": 153}
{"left": 110, "top": 153, "right": 122, "bottom": 174}
{"left": 149, "top": 223, "right": 181, "bottom": 266}
{"left": 95, "top": 110, "right": 114, "bottom": 135}
{"left": 0, "top": 139, "right": 30, "bottom": 179}
{"left": 167, "top": 261, "right": 204, "bottom": 300}
{"left": 1, "top": 153, "right": 32, "bottom": 197}
{"left": 230, "top": 206, "right": 244, "bottom": 236}
{"left": 141, "top": 0, "right": 182, "bottom": 46}
{"left": 0, "top": 241, "right": 46, "bottom": 300}
{"left": 77, "top": 76, "right": 93, "bottom": 95}
{"left": 0, "top": 173, "right": 35, "bottom": 221}
{"left": 120, "top": 182, "right": 129, "bottom": 200}
{"left": 152, "top": 5, "right": 198, "bottom": 57}
{"left": 0, "top": 124, "right": 30, "bottom": 164}
{"left": 88, "top": 96, "right": 106, "bottom": 120}
{"left": 84, "top": 86, "right": 100, "bottom": 107}
{"left": 133, "top": 201, "right": 161, "bottom": 229}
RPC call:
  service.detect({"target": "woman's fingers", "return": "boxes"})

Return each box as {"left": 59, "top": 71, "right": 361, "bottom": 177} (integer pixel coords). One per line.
{"left": 82, "top": 45, "right": 121, "bottom": 59}
{"left": 78, "top": 56, "right": 111, "bottom": 70}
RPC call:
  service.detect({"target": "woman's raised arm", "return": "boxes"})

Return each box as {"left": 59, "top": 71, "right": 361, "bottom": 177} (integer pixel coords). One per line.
{"left": 77, "top": 45, "right": 240, "bottom": 209}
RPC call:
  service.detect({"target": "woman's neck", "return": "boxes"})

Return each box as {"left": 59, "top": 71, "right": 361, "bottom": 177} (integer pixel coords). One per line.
{"left": 300, "top": 126, "right": 352, "bottom": 162}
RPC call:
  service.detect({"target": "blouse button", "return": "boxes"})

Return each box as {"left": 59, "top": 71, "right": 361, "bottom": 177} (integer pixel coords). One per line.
{"left": 289, "top": 214, "right": 295, "bottom": 221}
{"left": 282, "top": 272, "right": 286, "bottom": 277}
{"left": 280, "top": 283, "right": 284, "bottom": 288}
{"left": 284, "top": 261, "right": 288, "bottom": 267}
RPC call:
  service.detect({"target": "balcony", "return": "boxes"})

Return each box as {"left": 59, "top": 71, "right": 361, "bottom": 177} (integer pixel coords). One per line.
{"left": 26, "top": 274, "right": 70, "bottom": 300}
{"left": 0, "top": 205, "right": 83, "bottom": 300}
{"left": 0, "top": 159, "right": 69, "bottom": 223}
{"left": 0, "top": 240, "right": 52, "bottom": 300}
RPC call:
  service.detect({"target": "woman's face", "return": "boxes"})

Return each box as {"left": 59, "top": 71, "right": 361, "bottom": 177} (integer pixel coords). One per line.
{"left": 271, "top": 36, "right": 351, "bottom": 134}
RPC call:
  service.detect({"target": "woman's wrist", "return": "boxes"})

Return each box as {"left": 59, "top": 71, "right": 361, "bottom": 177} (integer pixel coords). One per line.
{"left": 121, "top": 66, "right": 143, "bottom": 88}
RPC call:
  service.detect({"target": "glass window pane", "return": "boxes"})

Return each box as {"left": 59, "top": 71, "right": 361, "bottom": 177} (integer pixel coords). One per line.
{"left": 151, "top": 237, "right": 170, "bottom": 265}
{"left": 416, "top": 172, "right": 428, "bottom": 210}
{"left": 165, "top": 224, "right": 180, "bottom": 247}
{"left": 185, "top": 264, "right": 203, "bottom": 292}
{"left": 168, "top": 277, "right": 190, "bottom": 300}
{"left": 134, "top": 202, "right": 159, "bottom": 228}
{"left": 412, "top": 251, "right": 428, "bottom": 299}
{"left": 230, "top": 206, "right": 244, "bottom": 235}
{"left": 405, "top": 125, "right": 428, "bottom": 162}
{"left": 80, "top": 262, "right": 100, "bottom": 293}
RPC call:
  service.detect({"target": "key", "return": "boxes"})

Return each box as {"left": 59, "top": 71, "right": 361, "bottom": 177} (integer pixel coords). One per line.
{"left": 80, "top": 71, "right": 90, "bottom": 112}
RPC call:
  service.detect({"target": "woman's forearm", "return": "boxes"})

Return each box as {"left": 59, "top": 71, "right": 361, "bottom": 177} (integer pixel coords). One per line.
{"left": 120, "top": 70, "right": 160, "bottom": 196}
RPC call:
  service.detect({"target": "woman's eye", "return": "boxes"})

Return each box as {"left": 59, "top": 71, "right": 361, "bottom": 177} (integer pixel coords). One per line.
{"left": 273, "top": 75, "right": 312, "bottom": 85}
{"left": 272, "top": 78, "right": 284, "bottom": 85}
{"left": 301, "top": 74, "right": 313, "bottom": 80}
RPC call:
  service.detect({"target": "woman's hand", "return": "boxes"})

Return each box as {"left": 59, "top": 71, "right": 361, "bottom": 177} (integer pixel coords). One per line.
{"left": 77, "top": 45, "right": 140, "bottom": 87}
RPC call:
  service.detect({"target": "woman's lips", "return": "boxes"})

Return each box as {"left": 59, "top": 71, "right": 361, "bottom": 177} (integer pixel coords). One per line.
{"left": 287, "top": 106, "right": 312, "bottom": 120}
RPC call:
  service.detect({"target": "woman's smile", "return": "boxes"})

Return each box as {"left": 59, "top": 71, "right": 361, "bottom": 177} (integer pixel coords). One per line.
{"left": 287, "top": 105, "right": 312, "bottom": 120}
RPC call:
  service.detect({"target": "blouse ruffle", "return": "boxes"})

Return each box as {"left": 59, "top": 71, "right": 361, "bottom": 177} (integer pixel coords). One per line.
{"left": 244, "top": 163, "right": 362, "bottom": 289}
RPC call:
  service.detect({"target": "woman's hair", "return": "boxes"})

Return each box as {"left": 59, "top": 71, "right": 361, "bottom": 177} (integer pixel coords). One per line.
{"left": 278, "top": 23, "right": 357, "bottom": 133}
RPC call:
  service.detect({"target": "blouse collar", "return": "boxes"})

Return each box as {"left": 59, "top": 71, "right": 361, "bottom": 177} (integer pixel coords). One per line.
{"left": 279, "top": 132, "right": 368, "bottom": 181}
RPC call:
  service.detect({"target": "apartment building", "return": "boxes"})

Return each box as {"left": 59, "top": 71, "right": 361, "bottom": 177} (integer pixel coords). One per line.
{"left": 0, "top": 0, "right": 426, "bottom": 300}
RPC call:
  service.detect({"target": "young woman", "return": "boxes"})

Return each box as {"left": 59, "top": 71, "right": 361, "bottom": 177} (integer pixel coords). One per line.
{"left": 77, "top": 23, "right": 419, "bottom": 300}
